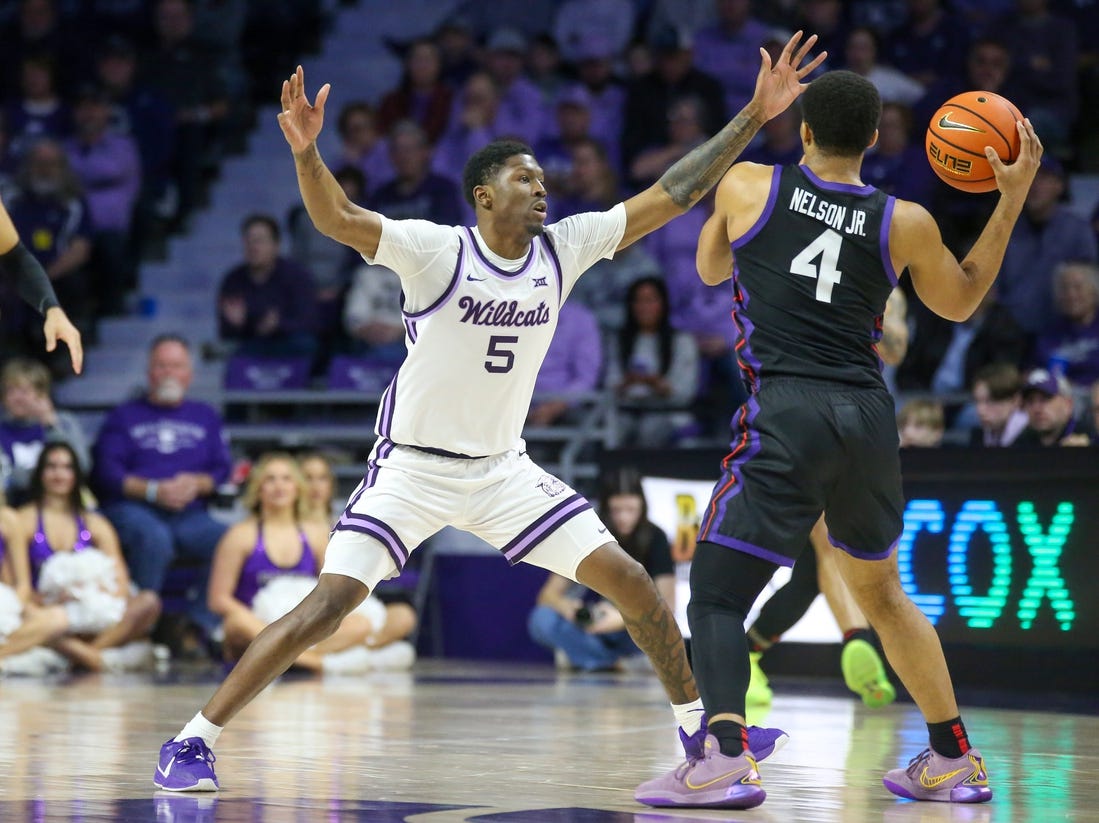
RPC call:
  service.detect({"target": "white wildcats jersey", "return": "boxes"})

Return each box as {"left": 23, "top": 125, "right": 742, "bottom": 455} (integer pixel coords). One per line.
{"left": 367, "top": 206, "right": 625, "bottom": 456}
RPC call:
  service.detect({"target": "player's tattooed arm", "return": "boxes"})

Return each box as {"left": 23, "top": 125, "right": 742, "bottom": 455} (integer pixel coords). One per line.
{"left": 659, "top": 112, "right": 763, "bottom": 209}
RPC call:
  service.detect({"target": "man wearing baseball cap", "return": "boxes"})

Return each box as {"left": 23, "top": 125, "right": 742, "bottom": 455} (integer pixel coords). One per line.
{"left": 1013, "top": 368, "right": 1089, "bottom": 446}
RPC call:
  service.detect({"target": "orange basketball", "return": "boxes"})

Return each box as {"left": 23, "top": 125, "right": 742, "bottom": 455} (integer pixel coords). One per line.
{"left": 925, "top": 91, "right": 1024, "bottom": 193}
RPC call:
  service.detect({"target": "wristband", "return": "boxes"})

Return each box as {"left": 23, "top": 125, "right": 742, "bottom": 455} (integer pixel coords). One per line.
{"left": 0, "top": 242, "right": 60, "bottom": 315}
{"left": 145, "top": 481, "right": 159, "bottom": 504}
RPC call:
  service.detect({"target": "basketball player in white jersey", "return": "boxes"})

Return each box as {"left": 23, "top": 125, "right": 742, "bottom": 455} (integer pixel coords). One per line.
{"left": 154, "top": 33, "right": 827, "bottom": 793}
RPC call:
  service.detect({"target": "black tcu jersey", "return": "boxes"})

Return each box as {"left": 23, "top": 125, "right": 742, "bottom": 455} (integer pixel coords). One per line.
{"left": 730, "top": 164, "right": 897, "bottom": 391}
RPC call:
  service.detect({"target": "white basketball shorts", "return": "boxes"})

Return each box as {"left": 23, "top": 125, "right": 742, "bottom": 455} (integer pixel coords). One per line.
{"left": 321, "top": 438, "right": 611, "bottom": 590}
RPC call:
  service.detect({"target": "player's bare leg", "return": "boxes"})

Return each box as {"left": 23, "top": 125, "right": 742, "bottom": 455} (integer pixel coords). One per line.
{"left": 576, "top": 542, "right": 696, "bottom": 703}
{"left": 831, "top": 550, "right": 957, "bottom": 721}
{"left": 202, "top": 573, "right": 369, "bottom": 725}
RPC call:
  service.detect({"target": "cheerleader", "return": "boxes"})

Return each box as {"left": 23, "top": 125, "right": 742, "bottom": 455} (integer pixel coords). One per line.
{"left": 210, "top": 452, "right": 415, "bottom": 672}
{"left": 0, "top": 442, "right": 161, "bottom": 671}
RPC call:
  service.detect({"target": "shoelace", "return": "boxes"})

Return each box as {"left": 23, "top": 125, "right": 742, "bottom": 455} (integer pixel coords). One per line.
{"left": 175, "top": 742, "right": 216, "bottom": 766}
{"left": 904, "top": 748, "right": 933, "bottom": 778}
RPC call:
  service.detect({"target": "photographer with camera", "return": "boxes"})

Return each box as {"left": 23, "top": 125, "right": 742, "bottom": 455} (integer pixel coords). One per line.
{"left": 527, "top": 467, "right": 675, "bottom": 672}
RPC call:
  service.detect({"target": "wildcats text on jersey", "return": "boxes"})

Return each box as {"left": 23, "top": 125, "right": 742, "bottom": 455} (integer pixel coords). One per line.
{"left": 458, "top": 296, "right": 552, "bottom": 328}
{"left": 788, "top": 187, "right": 867, "bottom": 237}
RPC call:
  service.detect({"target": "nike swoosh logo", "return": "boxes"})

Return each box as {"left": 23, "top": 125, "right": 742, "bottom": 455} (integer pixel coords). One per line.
{"left": 685, "top": 765, "right": 757, "bottom": 790}
{"left": 466, "top": 274, "right": 487, "bottom": 281}
{"left": 157, "top": 755, "right": 176, "bottom": 778}
{"left": 937, "top": 112, "right": 985, "bottom": 133}
{"left": 920, "top": 766, "right": 967, "bottom": 788}
{"left": 597, "top": 527, "right": 608, "bottom": 534}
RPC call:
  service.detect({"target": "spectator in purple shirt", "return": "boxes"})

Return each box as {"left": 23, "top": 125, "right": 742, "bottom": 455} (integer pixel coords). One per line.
{"left": 568, "top": 33, "right": 626, "bottom": 173}
{"left": 369, "top": 122, "right": 464, "bottom": 227}
{"left": 335, "top": 102, "right": 392, "bottom": 197}
{"left": 433, "top": 72, "right": 505, "bottom": 187}
{"left": 217, "top": 214, "right": 318, "bottom": 360}
{"left": 528, "top": 300, "right": 603, "bottom": 427}
{"left": 95, "top": 35, "right": 178, "bottom": 249}
{"left": 64, "top": 85, "right": 141, "bottom": 317}
{"left": 92, "top": 334, "right": 232, "bottom": 630}
{"left": 691, "top": 0, "right": 773, "bottom": 117}
{"left": 4, "top": 53, "right": 72, "bottom": 159}
{"left": 481, "top": 28, "right": 549, "bottom": 145}
{"left": 534, "top": 86, "right": 600, "bottom": 198}
{"left": 1033, "top": 262, "right": 1099, "bottom": 389}
{"left": 999, "top": 156, "right": 1097, "bottom": 335}
{"left": 3, "top": 139, "right": 93, "bottom": 359}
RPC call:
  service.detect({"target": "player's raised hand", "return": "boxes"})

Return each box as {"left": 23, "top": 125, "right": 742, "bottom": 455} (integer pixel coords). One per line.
{"left": 43, "top": 306, "right": 82, "bottom": 374}
{"left": 988, "top": 118, "right": 1043, "bottom": 204}
{"left": 749, "top": 31, "right": 826, "bottom": 122}
{"left": 277, "top": 65, "right": 331, "bottom": 154}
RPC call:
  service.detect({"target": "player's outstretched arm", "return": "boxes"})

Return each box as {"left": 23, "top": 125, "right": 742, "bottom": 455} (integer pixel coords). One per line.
{"left": 278, "top": 66, "right": 383, "bottom": 259}
{"left": 0, "top": 197, "right": 83, "bottom": 373}
{"left": 617, "top": 31, "right": 825, "bottom": 251}
{"left": 898, "top": 118, "right": 1042, "bottom": 322}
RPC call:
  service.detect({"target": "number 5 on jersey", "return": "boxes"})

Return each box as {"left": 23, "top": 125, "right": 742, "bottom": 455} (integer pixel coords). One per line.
{"left": 791, "top": 228, "right": 843, "bottom": 303}
{"left": 485, "top": 335, "right": 518, "bottom": 373}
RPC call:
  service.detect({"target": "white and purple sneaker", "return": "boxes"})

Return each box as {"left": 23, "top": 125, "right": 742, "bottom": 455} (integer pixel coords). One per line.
{"left": 153, "top": 737, "right": 219, "bottom": 792}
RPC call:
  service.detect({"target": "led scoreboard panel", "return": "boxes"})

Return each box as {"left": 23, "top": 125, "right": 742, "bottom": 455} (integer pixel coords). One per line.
{"left": 612, "top": 448, "right": 1099, "bottom": 651}
{"left": 898, "top": 449, "right": 1095, "bottom": 649}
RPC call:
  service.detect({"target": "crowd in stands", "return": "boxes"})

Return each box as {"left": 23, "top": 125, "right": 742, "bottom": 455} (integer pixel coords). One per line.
{"left": 0, "top": 0, "right": 329, "bottom": 374}
{"left": 5, "top": 1, "right": 1099, "bottom": 672}
{"left": 0, "top": 334, "right": 418, "bottom": 673}
{"left": 204, "top": 0, "right": 1099, "bottom": 449}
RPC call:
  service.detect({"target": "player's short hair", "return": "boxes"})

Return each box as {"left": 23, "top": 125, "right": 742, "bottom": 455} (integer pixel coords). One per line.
{"left": 462, "top": 139, "right": 535, "bottom": 208}
{"left": 801, "top": 70, "right": 881, "bottom": 158}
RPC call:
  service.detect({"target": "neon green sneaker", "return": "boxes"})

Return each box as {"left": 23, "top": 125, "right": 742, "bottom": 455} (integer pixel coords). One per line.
{"left": 746, "top": 651, "right": 773, "bottom": 705}
{"left": 841, "top": 638, "right": 896, "bottom": 708}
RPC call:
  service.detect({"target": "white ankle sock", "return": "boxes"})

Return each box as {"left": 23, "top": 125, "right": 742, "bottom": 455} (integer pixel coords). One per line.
{"left": 175, "top": 712, "right": 223, "bottom": 748}
{"left": 672, "top": 698, "right": 705, "bottom": 734}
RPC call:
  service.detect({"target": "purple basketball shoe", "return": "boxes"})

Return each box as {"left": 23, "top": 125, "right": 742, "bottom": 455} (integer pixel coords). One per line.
{"left": 636, "top": 734, "right": 766, "bottom": 809}
{"left": 153, "top": 738, "right": 219, "bottom": 792}
{"left": 883, "top": 747, "right": 992, "bottom": 803}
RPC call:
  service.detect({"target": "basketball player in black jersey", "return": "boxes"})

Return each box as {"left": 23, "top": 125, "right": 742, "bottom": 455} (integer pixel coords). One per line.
{"left": 636, "top": 71, "right": 1041, "bottom": 808}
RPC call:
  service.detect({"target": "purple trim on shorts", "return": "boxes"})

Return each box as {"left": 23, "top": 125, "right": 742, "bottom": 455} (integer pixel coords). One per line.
{"left": 698, "top": 395, "right": 762, "bottom": 536}
{"left": 338, "top": 439, "right": 396, "bottom": 527}
{"left": 403, "top": 237, "right": 463, "bottom": 319}
{"left": 827, "top": 532, "right": 899, "bottom": 561}
{"left": 703, "top": 533, "right": 796, "bottom": 568}
{"left": 377, "top": 371, "right": 398, "bottom": 439}
{"left": 543, "top": 234, "right": 564, "bottom": 305}
{"left": 879, "top": 196, "right": 899, "bottom": 286}
{"left": 799, "top": 164, "right": 876, "bottom": 196}
{"left": 334, "top": 512, "right": 409, "bottom": 570}
{"left": 465, "top": 227, "right": 535, "bottom": 278}
{"left": 731, "top": 272, "right": 763, "bottom": 393}
{"left": 732, "top": 165, "right": 782, "bottom": 250}
{"left": 502, "top": 492, "right": 592, "bottom": 565}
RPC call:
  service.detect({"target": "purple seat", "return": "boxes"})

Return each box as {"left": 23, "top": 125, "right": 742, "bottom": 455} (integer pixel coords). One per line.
{"left": 223, "top": 355, "right": 311, "bottom": 391}
{"left": 326, "top": 356, "right": 397, "bottom": 392}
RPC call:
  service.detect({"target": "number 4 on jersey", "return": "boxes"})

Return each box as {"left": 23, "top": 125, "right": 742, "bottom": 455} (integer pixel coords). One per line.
{"left": 790, "top": 228, "right": 843, "bottom": 303}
